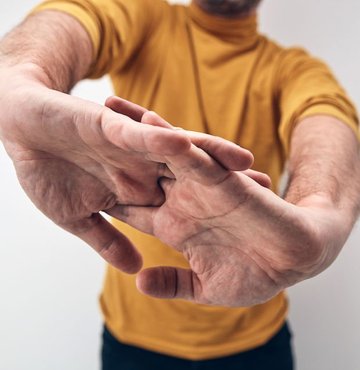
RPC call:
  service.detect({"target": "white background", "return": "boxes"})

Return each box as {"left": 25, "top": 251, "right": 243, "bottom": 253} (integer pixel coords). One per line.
{"left": 0, "top": 1, "right": 359, "bottom": 369}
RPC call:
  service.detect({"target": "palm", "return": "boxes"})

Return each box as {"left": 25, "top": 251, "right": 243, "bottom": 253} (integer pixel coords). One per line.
{"left": 153, "top": 175, "right": 273, "bottom": 306}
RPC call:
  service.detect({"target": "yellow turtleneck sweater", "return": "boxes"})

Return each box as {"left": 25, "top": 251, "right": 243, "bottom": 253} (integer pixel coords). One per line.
{"left": 33, "top": 0, "right": 358, "bottom": 360}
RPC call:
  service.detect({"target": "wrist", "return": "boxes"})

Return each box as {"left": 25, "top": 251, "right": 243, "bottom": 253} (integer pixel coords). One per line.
{"left": 0, "top": 62, "right": 54, "bottom": 89}
{"left": 282, "top": 193, "right": 354, "bottom": 280}
{"left": 0, "top": 63, "right": 54, "bottom": 149}
{"left": 288, "top": 192, "right": 336, "bottom": 210}
{"left": 291, "top": 192, "right": 356, "bottom": 232}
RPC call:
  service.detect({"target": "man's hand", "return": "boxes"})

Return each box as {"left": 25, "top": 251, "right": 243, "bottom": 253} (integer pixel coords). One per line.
{"left": 0, "top": 66, "right": 187, "bottom": 272}
{"left": 108, "top": 114, "right": 360, "bottom": 306}
{"left": 0, "top": 65, "right": 257, "bottom": 273}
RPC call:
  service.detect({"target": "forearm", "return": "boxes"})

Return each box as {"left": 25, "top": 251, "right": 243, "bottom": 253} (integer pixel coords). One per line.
{"left": 286, "top": 115, "right": 359, "bottom": 217}
{"left": 0, "top": 10, "right": 93, "bottom": 92}
{"left": 285, "top": 115, "right": 359, "bottom": 268}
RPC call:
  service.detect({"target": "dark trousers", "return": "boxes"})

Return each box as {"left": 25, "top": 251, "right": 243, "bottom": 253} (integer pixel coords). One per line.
{"left": 101, "top": 322, "right": 294, "bottom": 370}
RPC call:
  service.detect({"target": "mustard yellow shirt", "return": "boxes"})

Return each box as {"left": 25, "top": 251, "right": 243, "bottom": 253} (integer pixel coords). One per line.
{"left": 33, "top": 0, "right": 359, "bottom": 360}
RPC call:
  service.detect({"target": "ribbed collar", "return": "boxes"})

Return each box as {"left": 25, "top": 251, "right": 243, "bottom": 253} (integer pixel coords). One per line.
{"left": 189, "top": 1, "right": 259, "bottom": 45}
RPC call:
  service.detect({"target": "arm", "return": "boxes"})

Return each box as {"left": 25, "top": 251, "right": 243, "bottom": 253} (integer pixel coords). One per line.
{"left": 0, "top": 10, "right": 92, "bottom": 91}
{"left": 284, "top": 115, "right": 359, "bottom": 274}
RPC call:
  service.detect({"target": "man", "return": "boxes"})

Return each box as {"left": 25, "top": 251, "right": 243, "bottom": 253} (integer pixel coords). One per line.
{"left": 0, "top": 0, "right": 359, "bottom": 369}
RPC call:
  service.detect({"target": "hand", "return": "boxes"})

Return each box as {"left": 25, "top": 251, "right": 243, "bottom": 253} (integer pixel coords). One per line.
{"left": 105, "top": 96, "right": 272, "bottom": 188}
{"left": 0, "top": 64, "right": 254, "bottom": 273}
{"left": 108, "top": 126, "right": 349, "bottom": 306}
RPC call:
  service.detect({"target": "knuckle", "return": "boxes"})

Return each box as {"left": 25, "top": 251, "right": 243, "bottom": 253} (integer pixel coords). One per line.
{"left": 98, "top": 237, "right": 117, "bottom": 259}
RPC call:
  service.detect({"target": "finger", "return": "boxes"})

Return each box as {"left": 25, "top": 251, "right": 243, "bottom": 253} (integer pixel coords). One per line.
{"left": 101, "top": 108, "right": 191, "bottom": 156}
{"left": 136, "top": 267, "right": 198, "bottom": 301}
{"left": 140, "top": 112, "right": 176, "bottom": 178}
{"left": 105, "top": 96, "right": 173, "bottom": 129}
{"left": 165, "top": 144, "right": 230, "bottom": 186}
{"left": 141, "top": 110, "right": 175, "bottom": 129}
{"left": 142, "top": 112, "right": 254, "bottom": 171}
{"left": 71, "top": 213, "right": 142, "bottom": 273}
{"left": 139, "top": 111, "right": 229, "bottom": 184}
{"left": 105, "top": 96, "right": 147, "bottom": 122}
{"left": 188, "top": 131, "right": 254, "bottom": 171}
{"left": 104, "top": 101, "right": 177, "bottom": 178}
{"left": 241, "top": 169, "right": 272, "bottom": 188}
{"left": 106, "top": 204, "right": 156, "bottom": 235}
{"left": 128, "top": 129, "right": 230, "bottom": 185}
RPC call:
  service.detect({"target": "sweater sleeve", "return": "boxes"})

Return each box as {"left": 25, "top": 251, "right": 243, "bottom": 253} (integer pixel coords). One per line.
{"left": 275, "top": 48, "right": 359, "bottom": 155}
{"left": 30, "top": 0, "right": 167, "bottom": 78}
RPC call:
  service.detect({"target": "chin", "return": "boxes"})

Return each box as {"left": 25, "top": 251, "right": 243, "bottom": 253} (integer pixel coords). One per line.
{"left": 198, "top": 0, "right": 261, "bottom": 16}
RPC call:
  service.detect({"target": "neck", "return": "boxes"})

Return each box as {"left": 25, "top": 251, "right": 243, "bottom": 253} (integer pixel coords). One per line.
{"left": 193, "top": 0, "right": 258, "bottom": 18}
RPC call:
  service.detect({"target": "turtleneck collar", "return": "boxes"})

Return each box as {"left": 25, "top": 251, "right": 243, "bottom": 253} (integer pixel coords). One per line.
{"left": 189, "top": 1, "right": 259, "bottom": 45}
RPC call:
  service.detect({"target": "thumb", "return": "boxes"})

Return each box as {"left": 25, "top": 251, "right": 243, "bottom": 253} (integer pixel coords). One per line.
{"left": 68, "top": 213, "right": 143, "bottom": 274}
{"left": 136, "top": 266, "right": 199, "bottom": 301}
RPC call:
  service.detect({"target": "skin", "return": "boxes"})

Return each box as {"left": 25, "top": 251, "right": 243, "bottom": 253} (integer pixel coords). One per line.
{"left": 105, "top": 97, "right": 272, "bottom": 189}
{"left": 0, "top": 11, "right": 256, "bottom": 273}
{"left": 0, "top": 5, "right": 359, "bottom": 307}
{"left": 108, "top": 112, "right": 360, "bottom": 306}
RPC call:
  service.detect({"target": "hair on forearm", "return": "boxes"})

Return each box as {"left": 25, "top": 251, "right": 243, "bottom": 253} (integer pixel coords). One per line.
{"left": 0, "top": 10, "right": 93, "bottom": 92}
{"left": 285, "top": 115, "right": 360, "bottom": 220}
